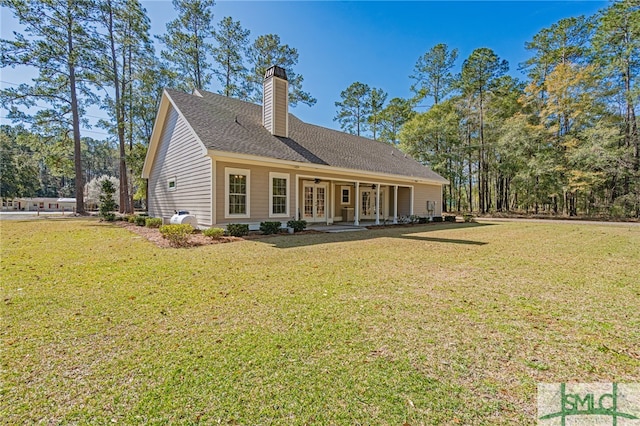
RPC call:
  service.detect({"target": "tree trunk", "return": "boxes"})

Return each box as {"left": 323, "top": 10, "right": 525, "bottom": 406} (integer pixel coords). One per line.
{"left": 68, "top": 10, "right": 84, "bottom": 214}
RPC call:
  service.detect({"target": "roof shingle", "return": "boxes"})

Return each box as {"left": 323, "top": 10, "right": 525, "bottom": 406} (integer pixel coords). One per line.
{"left": 165, "top": 89, "right": 448, "bottom": 183}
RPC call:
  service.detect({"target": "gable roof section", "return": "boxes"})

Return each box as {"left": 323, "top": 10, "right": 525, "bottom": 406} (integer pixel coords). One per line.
{"left": 144, "top": 89, "right": 448, "bottom": 184}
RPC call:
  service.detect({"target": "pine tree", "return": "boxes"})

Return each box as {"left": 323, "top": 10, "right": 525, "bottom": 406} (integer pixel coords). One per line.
{"left": 410, "top": 43, "right": 458, "bottom": 105}
{"left": 98, "top": 0, "right": 153, "bottom": 214}
{"left": 334, "top": 82, "right": 371, "bottom": 136}
{"left": 212, "top": 17, "right": 250, "bottom": 98}
{"left": 459, "top": 48, "right": 509, "bottom": 213}
{"left": 1, "top": 0, "right": 103, "bottom": 213}
{"left": 158, "top": 0, "right": 215, "bottom": 91}
{"left": 246, "top": 34, "right": 316, "bottom": 107}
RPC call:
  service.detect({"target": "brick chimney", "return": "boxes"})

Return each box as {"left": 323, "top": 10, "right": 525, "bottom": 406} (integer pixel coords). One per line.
{"left": 263, "top": 65, "right": 288, "bottom": 137}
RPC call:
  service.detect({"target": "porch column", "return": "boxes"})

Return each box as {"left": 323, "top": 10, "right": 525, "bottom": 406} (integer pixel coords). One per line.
{"left": 375, "top": 183, "right": 380, "bottom": 225}
{"left": 410, "top": 186, "right": 414, "bottom": 215}
{"left": 354, "top": 181, "right": 360, "bottom": 226}
{"left": 393, "top": 185, "right": 398, "bottom": 224}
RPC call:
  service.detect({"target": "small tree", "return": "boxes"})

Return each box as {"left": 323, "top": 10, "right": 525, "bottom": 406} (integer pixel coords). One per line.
{"left": 99, "top": 178, "right": 117, "bottom": 220}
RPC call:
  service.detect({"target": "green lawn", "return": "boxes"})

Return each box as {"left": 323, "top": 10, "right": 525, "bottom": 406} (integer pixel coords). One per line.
{"left": 2, "top": 219, "right": 639, "bottom": 424}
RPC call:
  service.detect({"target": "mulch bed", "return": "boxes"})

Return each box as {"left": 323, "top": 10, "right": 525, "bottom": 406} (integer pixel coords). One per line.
{"left": 116, "top": 222, "right": 321, "bottom": 248}
{"left": 117, "top": 222, "right": 242, "bottom": 248}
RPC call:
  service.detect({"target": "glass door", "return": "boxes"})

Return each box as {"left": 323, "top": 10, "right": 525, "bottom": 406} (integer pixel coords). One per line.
{"left": 302, "top": 182, "right": 328, "bottom": 222}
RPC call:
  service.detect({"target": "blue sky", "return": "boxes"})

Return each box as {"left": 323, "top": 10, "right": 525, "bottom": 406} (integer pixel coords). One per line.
{"left": 1, "top": 0, "right": 607, "bottom": 136}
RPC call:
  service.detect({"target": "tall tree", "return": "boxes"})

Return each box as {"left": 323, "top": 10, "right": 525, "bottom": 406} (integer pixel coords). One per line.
{"left": 98, "top": 0, "right": 153, "bottom": 213}
{"left": 459, "top": 48, "right": 509, "bottom": 213}
{"left": 1, "top": 0, "right": 102, "bottom": 213}
{"left": 0, "top": 126, "right": 40, "bottom": 201}
{"left": 246, "top": 34, "right": 316, "bottom": 106}
{"left": 377, "top": 97, "right": 415, "bottom": 145}
{"left": 593, "top": 0, "right": 640, "bottom": 214}
{"left": 212, "top": 16, "right": 250, "bottom": 98}
{"left": 399, "top": 100, "right": 461, "bottom": 211}
{"left": 334, "top": 82, "right": 371, "bottom": 136}
{"left": 158, "top": 0, "right": 215, "bottom": 91}
{"left": 410, "top": 43, "right": 459, "bottom": 105}
{"left": 367, "top": 87, "right": 388, "bottom": 140}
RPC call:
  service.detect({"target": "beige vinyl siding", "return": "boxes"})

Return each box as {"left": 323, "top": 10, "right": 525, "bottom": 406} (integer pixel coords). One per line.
{"left": 274, "top": 79, "right": 287, "bottom": 136}
{"left": 397, "top": 187, "right": 411, "bottom": 217}
{"left": 413, "top": 183, "right": 443, "bottom": 217}
{"left": 263, "top": 81, "right": 273, "bottom": 132}
{"left": 215, "top": 161, "right": 295, "bottom": 225}
{"left": 148, "top": 107, "right": 212, "bottom": 226}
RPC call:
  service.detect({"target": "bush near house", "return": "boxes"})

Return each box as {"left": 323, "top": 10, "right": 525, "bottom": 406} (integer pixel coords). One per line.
{"left": 134, "top": 216, "right": 147, "bottom": 226}
{"left": 444, "top": 215, "right": 456, "bottom": 222}
{"left": 432, "top": 216, "right": 444, "bottom": 223}
{"left": 226, "top": 223, "right": 249, "bottom": 237}
{"left": 158, "top": 224, "right": 193, "bottom": 247}
{"left": 145, "top": 218, "right": 163, "bottom": 228}
{"left": 286, "top": 219, "right": 307, "bottom": 232}
{"left": 260, "top": 221, "right": 282, "bottom": 235}
{"left": 203, "top": 227, "right": 225, "bottom": 239}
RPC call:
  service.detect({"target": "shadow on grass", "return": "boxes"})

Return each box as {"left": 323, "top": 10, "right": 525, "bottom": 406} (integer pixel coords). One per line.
{"left": 255, "top": 222, "right": 493, "bottom": 249}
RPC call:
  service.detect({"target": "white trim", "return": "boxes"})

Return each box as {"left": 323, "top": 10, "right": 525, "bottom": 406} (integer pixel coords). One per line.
{"left": 354, "top": 181, "right": 360, "bottom": 226}
{"left": 393, "top": 185, "right": 398, "bottom": 224}
{"left": 410, "top": 186, "right": 414, "bottom": 215}
{"left": 295, "top": 174, "right": 300, "bottom": 220}
{"left": 212, "top": 159, "right": 217, "bottom": 225}
{"left": 340, "top": 185, "right": 351, "bottom": 205}
{"left": 375, "top": 184, "right": 380, "bottom": 225}
{"left": 224, "top": 167, "right": 250, "bottom": 219}
{"left": 268, "top": 172, "right": 290, "bottom": 218}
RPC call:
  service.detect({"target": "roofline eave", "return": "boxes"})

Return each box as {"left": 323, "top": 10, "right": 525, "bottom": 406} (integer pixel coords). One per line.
{"left": 207, "top": 149, "right": 449, "bottom": 186}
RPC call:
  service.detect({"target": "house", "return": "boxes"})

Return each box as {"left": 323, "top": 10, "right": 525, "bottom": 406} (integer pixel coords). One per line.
{"left": 1, "top": 197, "right": 76, "bottom": 212}
{"left": 142, "top": 66, "right": 448, "bottom": 229}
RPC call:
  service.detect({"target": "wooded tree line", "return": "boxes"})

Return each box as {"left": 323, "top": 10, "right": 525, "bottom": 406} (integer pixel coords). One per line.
{"left": 1, "top": 0, "right": 637, "bottom": 217}
{"left": 1, "top": 0, "right": 314, "bottom": 213}
{"left": 335, "top": 1, "right": 639, "bottom": 217}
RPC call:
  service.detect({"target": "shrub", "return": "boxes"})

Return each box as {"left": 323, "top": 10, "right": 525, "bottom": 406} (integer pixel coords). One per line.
{"left": 203, "top": 227, "right": 225, "bottom": 239}
{"left": 260, "top": 221, "right": 282, "bottom": 235}
{"left": 417, "top": 216, "right": 428, "bottom": 224}
{"left": 463, "top": 213, "right": 474, "bottom": 223}
{"left": 99, "top": 179, "right": 117, "bottom": 220}
{"left": 159, "top": 224, "right": 193, "bottom": 247}
{"left": 134, "top": 215, "right": 147, "bottom": 226}
{"left": 432, "top": 216, "right": 443, "bottom": 222}
{"left": 128, "top": 215, "right": 136, "bottom": 223}
{"left": 226, "top": 223, "right": 249, "bottom": 237}
{"left": 444, "top": 215, "right": 456, "bottom": 222}
{"left": 287, "top": 219, "right": 307, "bottom": 232}
{"left": 145, "top": 217, "right": 163, "bottom": 228}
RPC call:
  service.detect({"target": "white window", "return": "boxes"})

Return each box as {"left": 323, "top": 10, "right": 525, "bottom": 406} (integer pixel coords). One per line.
{"left": 269, "top": 172, "right": 289, "bottom": 217}
{"left": 225, "top": 167, "right": 250, "bottom": 218}
{"left": 340, "top": 186, "right": 351, "bottom": 205}
{"left": 168, "top": 177, "right": 177, "bottom": 191}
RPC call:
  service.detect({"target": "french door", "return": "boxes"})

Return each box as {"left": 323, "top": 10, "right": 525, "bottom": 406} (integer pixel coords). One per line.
{"left": 303, "top": 182, "right": 328, "bottom": 222}
{"left": 360, "top": 188, "right": 387, "bottom": 219}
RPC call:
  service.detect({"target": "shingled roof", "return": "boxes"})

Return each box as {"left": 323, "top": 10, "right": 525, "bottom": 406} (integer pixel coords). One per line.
{"left": 164, "top": 88, "right": 448, "bottom": 184}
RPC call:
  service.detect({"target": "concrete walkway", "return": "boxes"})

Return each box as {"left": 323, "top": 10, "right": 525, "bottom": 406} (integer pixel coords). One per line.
{"left": 308, "top": 224, "right": 369, "bottom": 233}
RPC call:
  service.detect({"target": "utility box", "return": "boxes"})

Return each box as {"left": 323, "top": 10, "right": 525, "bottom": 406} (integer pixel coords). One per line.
{"left": 170, "top": 211, "right": 198, "bottom": 228}
{"left": 343, "top": 207, "right": 354, "bottom": 222}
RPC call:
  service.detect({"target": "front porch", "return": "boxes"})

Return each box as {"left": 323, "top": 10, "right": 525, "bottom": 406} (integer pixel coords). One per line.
{"left": 297, "top": 177, "right": 426, "bottom": 227}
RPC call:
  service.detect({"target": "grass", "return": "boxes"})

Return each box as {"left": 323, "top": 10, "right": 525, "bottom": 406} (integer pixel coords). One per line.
{"left": 1, "top": 218, "right": 639, "bottom": 424}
